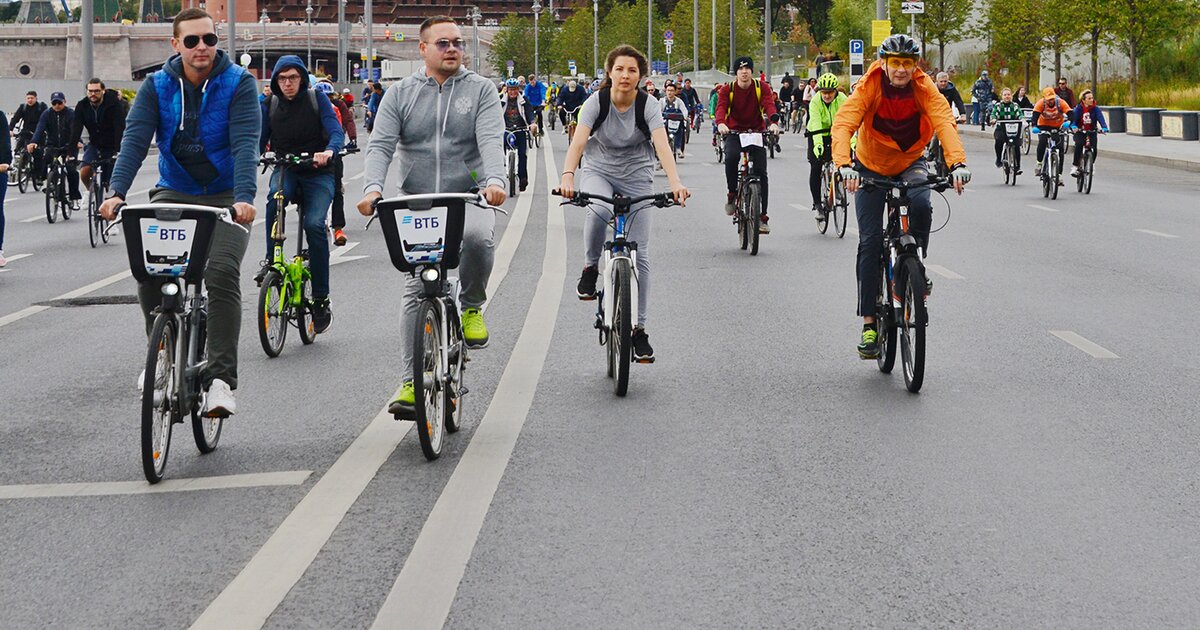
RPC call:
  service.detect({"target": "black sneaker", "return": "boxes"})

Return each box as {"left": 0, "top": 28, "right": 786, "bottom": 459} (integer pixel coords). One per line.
{"left": 577, "top": 265, "right": 599, "bottom": 300}
{"left": 632, "top": 327, "right": 655, "bottom": 363}
{"left": 519, "top": 178, "right": 528, "bottom": 192}
{"left": 312, "top": 297, "right": 332, "bottom": 333}
{"left": 253, "top": 260, "right": 270, "bottom": 286}
{"left": 857, "top": 327, "right": 880, "bottom": 360}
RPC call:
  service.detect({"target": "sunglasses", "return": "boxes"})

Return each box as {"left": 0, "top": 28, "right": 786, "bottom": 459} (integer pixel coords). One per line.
{"left": 182, "top": 33, "right": 219, "bottom": 49}
{"left": 885, "top": 57, "right": 916, "bottom": 70}
{"left": 430, "top": 38, "right": 465, "bottom": 52}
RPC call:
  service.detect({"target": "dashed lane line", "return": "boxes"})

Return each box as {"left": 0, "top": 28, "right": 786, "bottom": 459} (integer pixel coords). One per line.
{"left": 1049, "top": 330, "right": 1119, "bottom": 359}
{"left": 1134, "top": 229, "right": 1179, "bottom": 239}
{"left": 1028, "top": 204, "right": 1060, "bottom": 213}
{"left": 0, "top": 471, "right": 311, "bottom": 500}
{"left": 925, "top": 264, "right": 965, "bottom": 280}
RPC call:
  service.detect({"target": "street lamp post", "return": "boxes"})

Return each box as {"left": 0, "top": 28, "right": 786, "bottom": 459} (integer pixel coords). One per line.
{"left": 764, "top": 0, "right": 770, "bottom": 79}
{"left": 365, "top": 0, "right": 373, "bottom": 83}
{"left": 728, "top": 0, "right": 735, "bottom": 73}
{"left": 468, "top": 6, "right": 482, "bottom": 70}
{"left": 260, "top": 8, "right": 268, "bottom": 80}
{"left": 592, "top": 0, "right": 598, "bottom": 79}
{"left": 337, "top": 0, "right": 346, "bottom": 81}
{"left": 693, "top": 0, "right": 698, "bottom": 73}
{"left": 532, "top": 0, "right": 542, "bottom": 79}
{"left": 647, "top": 0, "right": 652, "bottom": 74}
{"left": 305, "top": 0, "right": 313, "bottom": 70}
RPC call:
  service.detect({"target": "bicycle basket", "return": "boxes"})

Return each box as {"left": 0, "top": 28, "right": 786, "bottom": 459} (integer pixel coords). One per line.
{"left": 375, "top": 196, "right": 467, "bottom": 273}
{"left": 120, "top": 205, "right": 221, "bottom": 283}
{"left": 1002, "top": 120, "right": 1022, "bottom": 137}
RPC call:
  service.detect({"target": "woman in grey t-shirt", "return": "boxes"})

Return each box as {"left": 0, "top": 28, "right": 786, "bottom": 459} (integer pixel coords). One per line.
{"left": 557, "top": 45, "right": 689, "bottom": 363}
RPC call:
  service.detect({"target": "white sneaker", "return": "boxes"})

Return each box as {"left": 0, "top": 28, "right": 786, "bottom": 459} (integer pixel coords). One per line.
{"left": 202, "top": 378, "right": 236, "bottom": 418}
{"left": 1070, "top": 166, "right": 1080, "bottom": 177}
{"left": 0, "top": 251, "right": 7, "bottom": 267}
{"left": 137, "top": 368, "right": 145, "bottom": 393}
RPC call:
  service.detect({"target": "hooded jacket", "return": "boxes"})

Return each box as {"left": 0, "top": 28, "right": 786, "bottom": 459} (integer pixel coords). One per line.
{"left": 71, "top": 88, "right": 127, "bottom": 151}
{"left": 31, "top": 106, "right": 74, "bottom": 149}
{"left": 259, "top": 55, "right": 344, "bottom": 160}
{"left": 109, "top": 49, "right": 260, "bottom": 203}
{"left": 832, "top": 60, "right": 965, "bottom": 176}
{"left": 363, "top": 66, "right": 506, "bottom": 196}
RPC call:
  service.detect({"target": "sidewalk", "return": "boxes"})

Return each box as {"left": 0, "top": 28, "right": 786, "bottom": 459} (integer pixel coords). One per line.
{"left": 960, "top": 127, "right": 1200, "bottom": 173}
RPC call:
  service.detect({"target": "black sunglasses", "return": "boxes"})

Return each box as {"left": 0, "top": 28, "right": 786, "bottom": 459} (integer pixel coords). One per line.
{"left": 431, "top": 38, "right": 465, "bottom": 52}
{"left": 183, "top": 33, "right": 219, "bottom": 49}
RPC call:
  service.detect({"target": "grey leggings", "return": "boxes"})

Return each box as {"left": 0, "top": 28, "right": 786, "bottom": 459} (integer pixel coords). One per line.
{"left": 578, "top": 168, "right": 653, "bottom": 327}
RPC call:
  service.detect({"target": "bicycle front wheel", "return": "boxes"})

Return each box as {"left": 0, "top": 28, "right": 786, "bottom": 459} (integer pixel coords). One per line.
{"left": 257, "top": 269, "right": 288, "bottom": 357}
{"left": 1083, "top": 151, "right": 1094, "bottom": 194}
{"left": 413, "top": 299, "right": 446, "bottom": 460}
{"left": 1049, "top": 151, "right": 1060, "bottom": 200}
{"left": 44, "top": 187, "right": 56, "bottom": 224}
{"left": 297, "top": 270, "right": 316, "bottom": 345}
{"left": 877, "top": 259, "right": 897, "bottom": 374}
{"left": 88, "top": 196, "right": 99, "bottom": 248}
{"left": 16, "top": 158, "right": 28, "bottom": 193}
{"left": 834, "top": 176, "right": 848, "bottom": 239}
{"left": 737, "top": 188, "right": 749, "bottom": 251}
{"left": 611, "top": 258, "right": 633, "bottom": 397}
{"left": 748, "top": 182, "right": 762, "bottom": 256}
{"left": 445, "top": 306, "right": 465, "bottom": 433}
{"left": 142, "top": 314, "right": 177, "bottom": 483}
{"left": 898, "top": 257, "right": 927, "bottom": 393}
{"left": 818, "top": 169, "right": 831, "bottom": 235}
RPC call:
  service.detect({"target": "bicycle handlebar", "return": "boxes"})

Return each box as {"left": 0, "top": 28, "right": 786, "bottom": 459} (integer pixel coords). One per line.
{"left": 552, "top": 189, "right": 677, "bottom": 209}
{"left": 858, "top": 174, "right": 951, "bottom": 194}
{"left": 369, "top": 190, "right": 509, "bottom": 216}
{"left": 805, "top": 127, "right": 831, "bottom": 137}
{"left": 115, "top": 202, "right": 245, "bottom": 230}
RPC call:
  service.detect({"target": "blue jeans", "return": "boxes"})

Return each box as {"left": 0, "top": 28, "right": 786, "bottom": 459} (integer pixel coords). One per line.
{"left": 0, "top": 171, "right": 8, "bottom": 250}
{"left": 264, "top": 168, "right": 335, "bottom": 298}
{"left": 854, "top": 161, "right": 932, "bottom": 317}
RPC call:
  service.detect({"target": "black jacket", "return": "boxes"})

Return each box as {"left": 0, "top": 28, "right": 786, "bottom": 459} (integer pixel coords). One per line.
{"left": 938, "top": 83, "right": 966, "bottom": 118}
{"left": 70, "top": 89, "right": 127, "bottom": 151}
{"left": 31, "top": 106, "right": 75, "bottom": 149}
{"left": 9, "top": 101, "right": 47, "bottom": 134}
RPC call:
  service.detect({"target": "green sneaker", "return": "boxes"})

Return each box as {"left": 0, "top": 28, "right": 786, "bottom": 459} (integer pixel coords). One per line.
{"left": 857, "top": 328, "right": 880, "bottom": 360}
{"left": 461, "top": 307, "right": 489, "bottom": 348}
{"left": 388, "top": 380, "right": 416, "bottom": 419}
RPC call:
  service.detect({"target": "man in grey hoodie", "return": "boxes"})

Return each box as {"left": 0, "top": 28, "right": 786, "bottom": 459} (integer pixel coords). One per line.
{"left": 101, "top": 8, "right": 260, "bottom": 417}
{"left": 357, "top": 15, "right": 507, "bottom": 419}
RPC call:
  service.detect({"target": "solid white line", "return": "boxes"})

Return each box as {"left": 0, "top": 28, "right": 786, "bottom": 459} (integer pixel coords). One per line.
{"left": 1134, "top": 229, "right": 1179, "bottom": 239}
{"left": 1049, "top": 330, "right": 1119, "bottom": 359}
{"left": 485, "top": 143, "right": 537, "bottom": 312}
{"left": 3, "top": 254, "right": 33, "bottom": 264}
{"left": 370, "top": 122, "right": 565, "bottom": 630}
{"left": 0, "top": 471, "right": 311, "bottom": 500}
{"left": 925, "top": 264, "right": 965, "bottom": 280}
{"left": 19, "top": 214, "right": 46, "bottom": 223}
{"left": 0, "top": 269, "right": 130, "bottom": 329}
{"left": 1028, "top": 204, "right": 1060, "bottom": 213}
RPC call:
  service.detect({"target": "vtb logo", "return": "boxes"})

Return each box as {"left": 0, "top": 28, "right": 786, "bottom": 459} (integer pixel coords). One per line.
{"left": 147, "top": 225, "right": 188, "bottom": 241}
{"left": 401, "top": 216, "right": 440, "bottom": 229}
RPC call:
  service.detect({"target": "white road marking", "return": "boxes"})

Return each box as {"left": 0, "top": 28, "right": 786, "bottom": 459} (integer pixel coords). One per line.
{"left": 1134, "top": 229, "right": 1179, "bottom": 239}
{"left": 0, "top": 269, "right": 130, "bottom": 329}
{"left": 19, "top": 214, "right": 47, "bottom": 223}
{"left": 925, "top": 264, "right": 965, "bottom": 280}
{"left": 331, "top": 241, "right": 361, "bottom": 257}
{"left": 1028, "top": 204, "right": 1060, "bottom": 213}
{"left": 370, "top": 121, "right": 566, "bottom": 630}
{"left": 328, "top": 255, "right": 367, "bottom": 266}
{"left": 0, "top": 471, "right": 311, "bottom": 500}
{"left": 1049, "top": 330, "right": 1119, "bottom": 359}
{"left": 191, "top": 138, "right": 541, "bottom": 630}
{"left": 347, "top": 171, "right": 365, "bottom": 181}
{"left": 2, "top": 253, "right": 33, "bottom": 264}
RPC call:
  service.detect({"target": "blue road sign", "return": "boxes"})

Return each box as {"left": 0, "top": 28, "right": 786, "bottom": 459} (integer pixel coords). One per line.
{"left": 664, "top": 30, "right": 674, "bottom": 40}
{"left": 850, "top": 40, "right": 864, "bottom": 55}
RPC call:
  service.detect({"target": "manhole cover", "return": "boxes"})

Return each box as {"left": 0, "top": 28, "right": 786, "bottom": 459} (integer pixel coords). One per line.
{"left": 35, "top": 295, "right": 140, "bottom": 307}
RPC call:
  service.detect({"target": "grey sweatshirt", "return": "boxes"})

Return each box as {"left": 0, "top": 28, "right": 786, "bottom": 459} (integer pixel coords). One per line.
{"left": 363, "top": 67, "right": 506, "bottom": 196}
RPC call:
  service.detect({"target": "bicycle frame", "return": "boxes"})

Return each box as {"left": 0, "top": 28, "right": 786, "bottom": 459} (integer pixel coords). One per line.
{"left": 263, "top": 157, "right": 315, "bottom": 310}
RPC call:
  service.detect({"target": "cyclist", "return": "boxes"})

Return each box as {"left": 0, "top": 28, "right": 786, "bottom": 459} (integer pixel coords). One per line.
{"left": 9, "top": 91, "right": 47, "bottom": 184}
{"left": 356, "top": 15, "right": 507, "bottom": 419}
{"left": 660, "top": 82, "right": 688, "bottom": 159}
{"left": 1031, "top": 86, "right": 1072, "bottom": 177}
{"left": 0, "top": 108, "right": 9, "bottom": 268}
{"left": 557, "top": 77, "right": 588, "bottom": 131}
{"left": 341, "top": 87, "right": 354, "bottom": 109}
{"left": 680, "top": 78, "right": 701, "bottom": 123}
{"left": 802, "top": 77, "right": 817, "bottom": 114}
{"left": 715, "top": 56, "right": 780, "bottom": 233}
{"left": 99, "top": 8, "right": 259, "bottom": 416}
{"left": 644, "top": 79, "right": 661, "bottom": 99}
{"left": 364, "top": 81, "right": 383, "bottom": 132}
{"left": 322, "top": 81, "right": 356, "bottom": 246}
{"left": 935, "top": 72, "right": 966, "bottom": 123}
{"left": 558, "top": 44, "right": 689, "bottom": 363}
{"left": 806, "top": 73, "right": 846, "bottom": 219}
{"left": 71, "top": 78, "right": 126, "bottom": 193}
{"left": 1014, "top": 85, "right": 1034, "bottom": 109}
{"left": 831, "top": 34, "right": 969, "bottom": 360}
{"left": 27, "top": 91, "right": 81, "bottom": 207}
{"left": 777, "top": 76, "right": 799, "bottom": 127}
{"left": 523, "top": 73, "right": 546, "bottom": 131}
{"left": 501, "top": 77, "right": 536, "bottom": 190}
{"left": 256, "top": 56, "right": 344, "bottom": 333}
{"left": 990, "top": 87, "right": 1024, "bottom": 171}
{"left": 971, "top": 70, "right": 994, "bottom": 125}
{"left": 1069, "top": 89, "right": 1108, "bottom": 177}
{"left": 1055, "top": 77, "right": 1076, "bottom": 108}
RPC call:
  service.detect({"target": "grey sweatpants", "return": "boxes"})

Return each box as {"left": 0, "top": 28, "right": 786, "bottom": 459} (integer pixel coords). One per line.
{"left": 136, "top": 188, "right": 250, "bottom": 389}
{"left": 578, "top": 167, "right": 654, "bottom": 327}
{"left": 399, "top": 206, "right": 496, "bottom": 375}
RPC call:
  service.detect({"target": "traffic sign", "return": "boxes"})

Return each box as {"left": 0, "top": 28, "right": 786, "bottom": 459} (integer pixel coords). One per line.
{"left": 849, "top": 40, "right": 863, "bottom": 56}
{"left": 568, "top": 60, "right": 577, "bottom": 74}
{"left": 901, "top": 1, "right": 925, "bottom": 14}
{"left": 663, "top": 29, "right": 674, "bottom": 40}
{"left": 506, "top": 59, "right": 515, "bottom": 69}
{"left": 664, "top": 40, "right": 674, "bottom": 55}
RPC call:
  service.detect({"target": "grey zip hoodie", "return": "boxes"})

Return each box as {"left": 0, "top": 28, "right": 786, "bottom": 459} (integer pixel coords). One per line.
{"left": 363, "top": 66, "right": 505, "bottom": 196}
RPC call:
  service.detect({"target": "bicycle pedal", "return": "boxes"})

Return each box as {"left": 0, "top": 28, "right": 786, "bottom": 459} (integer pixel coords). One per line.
{"left": 634, "top": 357, "right": 655, "bottom": 364}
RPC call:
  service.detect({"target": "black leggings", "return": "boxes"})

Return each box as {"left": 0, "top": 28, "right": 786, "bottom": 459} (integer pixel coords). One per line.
{"left": 1073, "top": 131, "right": 1096, "bottom": 167}
{"left": 808, "top": 136, "right": 830, "bottom": 206}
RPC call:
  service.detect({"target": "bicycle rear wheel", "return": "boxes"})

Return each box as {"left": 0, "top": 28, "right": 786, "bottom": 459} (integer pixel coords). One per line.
{"left": 257, "top": 269, "right": 288, "bottom": 357}
{"left": 834, "top": 176, "right": 848, "bottom": 239}
{"left": 190, "top": 307, "right": 222, "bottom": 453}
{"left": 413, "top": 299, "right": 446, "bottom": 460}
{"left": 297, "top": 269, "right": 316, "bottom": 345}
{"left": 877, "top": 259, "right": 897, "bottom": 374}
{"left": 44, "top": 186, "right": 56, "bottom": 224}
{"left": 748, "top": 182, "right": 761, "bottom": 256}
{"left": 611, "top": 258, "right": 633, "bottom": 397}
{"left": 1083, "top": 151, "right": 1094, "bottom": 194}
{"left": 142, "top": 314, "right": 177, "bottom": 484}
{"left": 444, "top": 305, "right": 465, "bottom": 433}
{"left": 898, "top": 257, "right": 927, "bottom": 393}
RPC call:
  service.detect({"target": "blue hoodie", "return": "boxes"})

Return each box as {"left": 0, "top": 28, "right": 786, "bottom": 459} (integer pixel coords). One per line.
{"left": 110, "top": 49, "right": 260, "bottom": 204}
{"left": 259, "top": 55, "right": 344, "bottom": 156}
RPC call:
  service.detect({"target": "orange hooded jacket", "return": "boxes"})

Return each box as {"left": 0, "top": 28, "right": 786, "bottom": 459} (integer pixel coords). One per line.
{"left": 832, "top": 60, "right": 966, "bottom": 176}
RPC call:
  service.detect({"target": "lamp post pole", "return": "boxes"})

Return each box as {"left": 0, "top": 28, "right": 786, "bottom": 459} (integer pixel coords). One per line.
{"left": 532, "top": 0, "right": 542, "bottom": 79}
{"left": 764, "top": 0, "right": 770, "bottom": 79}
{"left": 260, "top": 9, "right": 268, "bottom": 80}
{"left": 593, "top": 0, "right": 598, "bottom": 78}
{"left": 693, "top": 0, "right": 698, "bottom": 72}
{"left": 729, "top": 0, "right": 734, "bottom": 73}
{"left": 711, "top": 0, "right": 716, "bottom": 69}
{"left": 337, "top": 0, "right": 346, "bottom": 81}
{"left": 305, "top": 0, "right": 313, "bottom": 70}
{"left": 468, "top": 6, "right": 482, "bottom": 70}
{"left": 365, "top": 0, "right": 373, "bottom": 83}
{"left": 646, "top": 0, "right": 652, "bottom": 74}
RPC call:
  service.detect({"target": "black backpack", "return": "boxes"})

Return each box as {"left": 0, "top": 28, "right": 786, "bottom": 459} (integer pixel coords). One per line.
{"left": 590, "top": 88, "right": 651, "bottom": 141}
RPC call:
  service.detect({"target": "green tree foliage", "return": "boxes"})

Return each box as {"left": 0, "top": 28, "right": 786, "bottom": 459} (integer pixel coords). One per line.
{"left": 666, "top": 0, "right": 762, "bottom": 72}
{"left": 907, "top": 0, "right": 972, "bottom": 69}
{"left": 550, "top": 5, "right": 598, "bottom": 77}
{"left": 984, "top": 0, "right": 1041, "bottom": 89}
{"left": 1107, "top": 0, "right": 1196, "bottom": 104}
{"left": 827, "top": 0, "right": 872, "bottom": 53}
{"left": 488, "top": 13, "right": 560, "bottom": 79}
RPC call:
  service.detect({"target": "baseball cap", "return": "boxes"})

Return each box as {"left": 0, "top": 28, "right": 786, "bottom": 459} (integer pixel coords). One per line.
{"left": 734, "top": 56, "right": 754, "bottom": 71}
{"left": 1043, "top": 87, "right": 1056, "bottom": 98}
{"left": 50, "top": 91, "right": 66, "bottom": 103}
{"left": 342, "top": 88, "right": 350, "bottom": 94}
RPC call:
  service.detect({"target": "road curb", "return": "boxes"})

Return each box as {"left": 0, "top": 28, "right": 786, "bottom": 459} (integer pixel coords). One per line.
{"left": 959, "top": 128, "right": 1200, "bottom": 174}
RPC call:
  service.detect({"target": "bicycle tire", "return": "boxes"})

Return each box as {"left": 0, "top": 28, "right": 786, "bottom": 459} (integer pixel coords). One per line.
{"left": 817, "top": 168, "right": 831, "bottom": 235}
{"left": 1083, "top": 151, "right": 1094, "bottom": 194}
{"left": 257, "top": 269, "right": 288, "bottom": 357}
{"left": 190, "top": 306, "right": 222, "bottom": 453}
{"left": 88, "top": 199, "right": 99, "bottom": 248}
{"left": 16, "top": 157, "right": 28, "bottom": 193}
{"left": 507, "top": 152, "right": 518, "bottom": 198}
{"left": 737, "top": 187, "right": 749, "bottom": 251}
{"left": 1002, "top": 145, "right": 1012, "bottom": 185}
{"left": 898, "top": 256, "right": 927, "bottom": 393}
{"left": 297, "top": 271, "right": 317, "bottom": 345}
{"left": 142, "top": 314, "right": 177, "bottom": 484}
{"left": 535, "top": 131, "right": 542, "bottom": 148}
{"left": 44, "top": 185, "right": 56, "bottom": 224}
{"left": 1049, "top": 151, "right": 1060, "bottom": 200}
{"left": 834, "top": 175, "right": 848, "bottom": 239}
{"left": 444, "top": 304, "right": 465, "bottom": 433}
{"left": 749, "top": 182, "right": 761, "bottom": 256}
{"left": 877, "top": 259, "right": 897, "bottom": 374}
{"left": 612, "top": 258, "right": 633, "bottom": 397}
{"left": 413, "top": 299, "right": 446, "bottom": 460}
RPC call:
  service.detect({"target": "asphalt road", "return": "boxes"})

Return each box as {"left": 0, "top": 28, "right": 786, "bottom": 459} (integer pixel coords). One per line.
{"left": 2, "top": 125, "right": 1199, "bottom": 629}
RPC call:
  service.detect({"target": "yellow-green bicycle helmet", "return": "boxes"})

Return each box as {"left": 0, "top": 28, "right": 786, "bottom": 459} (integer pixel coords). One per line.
{"left": 817, "top": 73, "right": 840, "bottom": 91}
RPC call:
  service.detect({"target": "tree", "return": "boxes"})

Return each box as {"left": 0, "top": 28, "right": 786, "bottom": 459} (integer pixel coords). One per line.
{"left": 791, "top": 0, "right": 835, "bottom": 44}
{"left": 1035, "top": 0, "right": 1086, "bottom": 80}
{"left": 1108, "top": 0, "right": 1194, "bottom": 104}
{"left": 826, "top": 0, "right": 872, "bottom": 54}
{"left": 487, "top": 14, "right": 559, "bottom": 79}
{"left": 666, "top": 0, "right": 761, "bottom": 73}
{"left": 550, "top": 5, "right": 597, "bottom": 77}
{"left": 913, "top": 0, "right": 972, "bottom": 70}
{"left": 985, "top": 0, "right": 1041, "bottom": 90}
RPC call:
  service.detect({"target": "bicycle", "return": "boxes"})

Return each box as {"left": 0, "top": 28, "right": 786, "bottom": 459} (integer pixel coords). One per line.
{"left": 765, "top": 128, "right": 781, "bottom": 159}
{"left": 504, "top": 127, "right": 522, "bottom": 198}
{"left": 1074, "top": 129, "right": 1102, "bottom": 194}
{"left": 553, "top": 188, "right": 677, "bottom": 397}
{"left": 713, "top": 126, "right": 725, "bottom": 164}
{"left": 118, "top": 203, "right": 245, "bottom": 483}
{"left": 564, "top": 106, "right": 580, "bottom": 144}
{"left": 1035, "top": 127, "right": 1066, "bottom": 200}
{"left": 43, "top": 149, "right": 75, "bottom": 224}
{"left": 997, "top": 119, "right": 1022, "bottom": 186}
{"left": 1021, "top": 108, "right": 1034, "bottom": 155}
{"left": 724, "top": 133, "right": 765, "bottom": 255}
{"left": 86, "top": 154, "right": 118, "bottom": 247}
{"left": 371, "top": 192, "right": 507, "bottom": 459}
{"left": 664, "top": 111, "right": 686, "bottom": 160}
{"left": 549, "top": 104, "right": 559, "bottom": 131}
{"left": 807, "top": 128, "right": 848, "bottom": 238}
{"left": 859, "top": 174, "right": 951, "bottom": 393}
{"left": 12, "top": 127, "right": 40, "bottom": 193}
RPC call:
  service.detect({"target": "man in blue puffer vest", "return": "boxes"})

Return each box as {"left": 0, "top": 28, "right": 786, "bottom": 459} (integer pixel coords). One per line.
{"left": 101, "top": 7, "right": 260, "bottom": 418}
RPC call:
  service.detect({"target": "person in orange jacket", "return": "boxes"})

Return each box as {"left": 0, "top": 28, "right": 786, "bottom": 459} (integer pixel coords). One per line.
{"left": 831, "top": 34, "right": 970, "bottom": 360}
